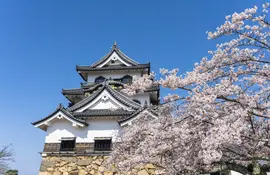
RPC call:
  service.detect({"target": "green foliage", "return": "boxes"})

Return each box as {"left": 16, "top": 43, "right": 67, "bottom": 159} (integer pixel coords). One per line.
{"left": 5, "top": 169, "right": 18, "bottom": 175}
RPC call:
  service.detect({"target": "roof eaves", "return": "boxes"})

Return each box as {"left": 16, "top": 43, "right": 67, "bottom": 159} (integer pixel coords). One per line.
{"left": 31, "top": 104, "right": 88, "bottom": 126}
{"left": 117, "top": 107, "right": 146, "bottom": 124}
{"left": 76, "top": 64, "right": 150, "bottom": 72}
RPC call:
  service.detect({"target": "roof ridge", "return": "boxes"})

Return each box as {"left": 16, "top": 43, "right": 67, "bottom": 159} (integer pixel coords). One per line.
{"left": 117, "top": 49, "right": 139, "bottom": 65}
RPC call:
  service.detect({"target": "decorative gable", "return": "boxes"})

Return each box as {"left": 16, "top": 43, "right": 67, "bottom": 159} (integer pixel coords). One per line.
{"left": 90, "top": 42, "right": 139, "bottom": 68}
{"left": 32, "top": 104, "right": 88, "bottom": 131}
{"left": 74, "top": 89, "right": 132, "bottom": 112}
{"left": 67, "top": 84, "right": 141, "bottom": 113}
{"left": 97, "top": 51, "right": 132, "bottom": 68}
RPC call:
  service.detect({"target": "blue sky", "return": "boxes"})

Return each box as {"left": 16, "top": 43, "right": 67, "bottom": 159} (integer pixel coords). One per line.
{"left": 0, "top": 0, "right": 265, "bottom": 174}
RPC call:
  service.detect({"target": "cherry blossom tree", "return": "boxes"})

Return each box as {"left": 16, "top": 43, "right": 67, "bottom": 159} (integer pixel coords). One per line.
{"left": 109, "top": 3, "right": 270, "bottom": 175}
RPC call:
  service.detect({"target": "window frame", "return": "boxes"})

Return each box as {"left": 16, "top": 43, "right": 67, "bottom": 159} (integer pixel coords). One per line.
{"left": 60, "top": 137, "right": 76, "bottom": 152}
{"left": 121, "top": 75, "right": 132, "bottom": 84}
{"left": 94, "top": 138, "right": 112, "bottom": 151}
{"left": 95, "top": 76, "right": 106, "bottom": 84}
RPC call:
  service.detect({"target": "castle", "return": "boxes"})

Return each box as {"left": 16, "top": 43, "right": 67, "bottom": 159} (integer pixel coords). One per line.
{"left": 32, "top": 42, "right": 160, "bottom": 175}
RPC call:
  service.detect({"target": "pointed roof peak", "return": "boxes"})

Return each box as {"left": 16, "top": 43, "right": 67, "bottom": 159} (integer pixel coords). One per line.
{"left": 112, "top": 41, "right": 117, "bottom": 49}
{"left": 57, "top": 103, "right": 63, "bottom": 109}
{"left": 89, "top": 42, "right": 140, "bottom": 68}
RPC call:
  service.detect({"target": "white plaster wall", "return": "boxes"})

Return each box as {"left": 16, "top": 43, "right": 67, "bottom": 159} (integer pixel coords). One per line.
{"left": 131, "top": 93, "right": 150, "bottom": 105}
{"left": 45, "top": 118, "right": 122, "bottom": 143}
{"left": 87, "top": 72, "right": 141, "bottom": 83}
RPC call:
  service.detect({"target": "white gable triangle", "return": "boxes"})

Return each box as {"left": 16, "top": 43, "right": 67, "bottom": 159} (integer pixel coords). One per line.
{"left": 34, "top": 111, "right": 86, "bottom": 129}
{"left": 75, "top": 89, "right": 133, "bottom": 112}
{"left": 97, "top": 51, "right": 132, "bottom": 68}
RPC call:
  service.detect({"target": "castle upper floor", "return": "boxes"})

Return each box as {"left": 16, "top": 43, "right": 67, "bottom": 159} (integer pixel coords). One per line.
{"left": 76, "top": 42, "right": 150, "bottom": 84}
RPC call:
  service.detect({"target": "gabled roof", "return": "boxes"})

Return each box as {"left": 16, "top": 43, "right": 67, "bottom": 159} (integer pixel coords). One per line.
{"left": 67, "top": 82, "right": 141, "bottom": 112}
{"left": 31, "top": 104, "right": 88, "bottom": 131}
{"left": 76, "top": 43, "right": 150, "bottom": 81}
{"left": 91, "top": 42, "right": 139, "bottom": 67}
{"left": 118, "top": 106, "right": 159, "bottom": 126}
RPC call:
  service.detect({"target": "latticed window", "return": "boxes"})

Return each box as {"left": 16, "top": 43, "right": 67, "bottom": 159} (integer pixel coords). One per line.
{"left": 95, "top": 76, "right": 106, "bottom": 84}
{"left": 60, "top": 137, "right": 76, "bottom": 151}
{"left": 121, "top": 75, "right": 132, "bottom": 84}
{"left": 94, "top": 138, "right": 112, "bottom": 151}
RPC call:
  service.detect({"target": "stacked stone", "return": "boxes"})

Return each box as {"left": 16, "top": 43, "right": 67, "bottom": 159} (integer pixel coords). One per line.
{"left": 38, "top": 156, "right": 157, "bottom": 175}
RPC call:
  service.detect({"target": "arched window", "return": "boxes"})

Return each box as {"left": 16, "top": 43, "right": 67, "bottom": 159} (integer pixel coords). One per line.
{"left": 132, "top": 99, "right": 141, "bottom": 104}
{"left": 95, "top": 76, "right": 106, "bottom": 84}
{"left": 121, "top": 75, "right": 132, "bottom": 84}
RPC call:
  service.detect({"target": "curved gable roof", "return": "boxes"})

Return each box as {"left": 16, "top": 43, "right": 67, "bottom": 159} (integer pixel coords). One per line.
{"left": 90, "top": 42, "right": 139, "bottom": 68}
{"left": 31, "top": 104, "right": 88, "bottom": 131}
{"left": 67, "top": 83, "right": 141, "bottom": 112}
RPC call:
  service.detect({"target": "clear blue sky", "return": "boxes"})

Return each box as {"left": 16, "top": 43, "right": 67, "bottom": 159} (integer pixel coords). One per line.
{"left": 0, "top": 0, "right": 265, "bottom": 174}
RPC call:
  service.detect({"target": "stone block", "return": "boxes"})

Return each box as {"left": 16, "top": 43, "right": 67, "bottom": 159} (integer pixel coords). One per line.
{"left": 59, "top": 161, "right": 68, "bottom": 167}
{"left": 77, "top": 159, "right": 92, "bottom": 166}
{"left": 59, "top": 166, "right": 67, "bottom": 173}
{"left": 145, "top": 164, "right": 155, "bottom": 169}
{"left": 50, "top": 157, "right": 59, "bottom": 163}
{"left": 104, "top": 171, "right": 113, "bottom": 175}
{"left": 98, "top": 166, "right": 105, "bottom": 172}
{"left": 138, "top": 170, "right": 149, "bottom": 175}
{"left": 47, "top": 167, "right": 54, "bottom": 172}
{"left": 62, "top": 157, "right": 77, "bottom": 163}
{"left": 79, "top": 169, "right": 87, "bottom": 175}
{"left": 42, "top": 161, "right": 55, "bottom": 168}
{"left": 93, "top": 159, "right": 103, "bottom": 166}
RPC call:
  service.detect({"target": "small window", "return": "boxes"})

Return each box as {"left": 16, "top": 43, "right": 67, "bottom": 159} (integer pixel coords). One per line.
{"left": 95, "top": 76, "right": 106, "bottom": 84}
{"left": 60, "top": 138, "right": 76, "bottom": 151}
{"left": 94, "top": 138, "right": 112, "bottom": 151}
{"left": 132, "top": 99, "right": 141, "bottom": 104}
{"left": 121, "top": 75, "right": 132, "bottom": 84}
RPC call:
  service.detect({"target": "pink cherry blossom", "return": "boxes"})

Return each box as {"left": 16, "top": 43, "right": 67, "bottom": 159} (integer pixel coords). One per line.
{"left": 110, "top": 2, "right": 270, "bottom": 175}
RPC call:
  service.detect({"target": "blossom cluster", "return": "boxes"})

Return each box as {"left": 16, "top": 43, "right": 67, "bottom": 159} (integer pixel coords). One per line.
{"left": 111, "top": 3, "right": 270, "bottom": 175}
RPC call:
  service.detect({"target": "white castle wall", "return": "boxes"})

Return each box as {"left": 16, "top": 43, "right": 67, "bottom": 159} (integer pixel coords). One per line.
{"left": 131, "top": 93, "right": 150, "bottom": 105}
{"left": 45, "top": 118, "right": 121, "bottom": 143}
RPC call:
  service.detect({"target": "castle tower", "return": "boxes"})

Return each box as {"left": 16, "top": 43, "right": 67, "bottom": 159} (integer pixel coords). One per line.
{"left": 32, "top": 43, "right": 160, "bottom": 174}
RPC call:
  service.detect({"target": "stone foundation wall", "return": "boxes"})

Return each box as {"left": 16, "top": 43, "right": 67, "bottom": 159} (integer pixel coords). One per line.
{"left": 38, "top": 155, "right": 156, "bottom": 175}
